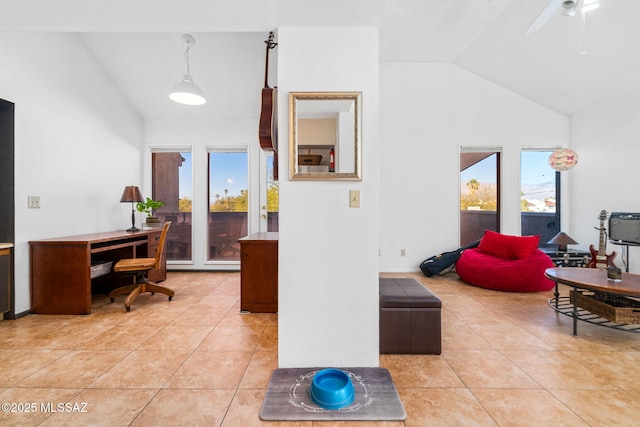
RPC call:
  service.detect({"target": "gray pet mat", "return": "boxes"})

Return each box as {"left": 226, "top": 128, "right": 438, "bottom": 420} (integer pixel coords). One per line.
{"left": 260, "top": 367, "right": 406, "bottom": 421}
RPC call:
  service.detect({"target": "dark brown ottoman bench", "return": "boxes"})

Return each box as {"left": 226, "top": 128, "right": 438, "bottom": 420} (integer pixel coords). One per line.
{"left": 379, "top": 278, "right": 442, "bottom": 355}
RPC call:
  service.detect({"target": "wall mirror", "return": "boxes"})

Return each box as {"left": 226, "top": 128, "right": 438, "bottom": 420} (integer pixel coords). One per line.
{"left": 289, "top": 91, "right": 362, "bottom": 180}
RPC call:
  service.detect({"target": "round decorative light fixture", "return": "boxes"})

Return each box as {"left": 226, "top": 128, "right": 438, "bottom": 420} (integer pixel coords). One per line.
{"left": 548, "top": 148, "right": 578, "bottom": 171}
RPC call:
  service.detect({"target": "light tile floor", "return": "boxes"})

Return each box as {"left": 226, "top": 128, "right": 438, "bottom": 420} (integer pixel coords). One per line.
{"left": 1, "top": 271, "right": 640, "bottom": 426}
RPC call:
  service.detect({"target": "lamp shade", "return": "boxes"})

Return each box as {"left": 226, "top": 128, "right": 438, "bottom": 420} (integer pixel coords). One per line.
{"left": 120, "top": 186, "right": 144, "bottom": 203}
{"left": 169, "top": 74, "right": 206, "bottom": 105}
{"left": 548, "top": 148, "right": 578, "bottom": 171}
{"left": 547, "top": 232, "right": 578, "bottom": 251}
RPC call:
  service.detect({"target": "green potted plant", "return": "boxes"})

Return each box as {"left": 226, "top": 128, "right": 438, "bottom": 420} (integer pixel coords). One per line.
{"left": 136, "top": 198, "right": 165, "bottom": 226}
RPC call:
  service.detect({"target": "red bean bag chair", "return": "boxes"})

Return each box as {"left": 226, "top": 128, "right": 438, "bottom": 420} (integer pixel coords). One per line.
{"left": 456, "top": 230, "right": 555, "bottom": 292}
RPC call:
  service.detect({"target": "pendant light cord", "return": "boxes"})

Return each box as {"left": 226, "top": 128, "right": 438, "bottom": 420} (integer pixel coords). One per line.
{"left": 184, "top": 40, "right": 192, "bottom": 75}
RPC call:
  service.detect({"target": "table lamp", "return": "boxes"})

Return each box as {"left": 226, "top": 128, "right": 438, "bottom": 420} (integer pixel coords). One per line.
{"left": 120, "top": 186, "right": 144, "bottom": 232}
{"left": 547, "top": 232, "right": 578, "bottom": 252}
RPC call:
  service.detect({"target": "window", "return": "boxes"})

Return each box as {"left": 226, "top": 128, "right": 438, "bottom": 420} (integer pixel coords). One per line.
{"left": 520, "top": 150, "right": 560, "bottom": 247}
{"left": 460, "top": 149, "right": 501, "bottom": 246}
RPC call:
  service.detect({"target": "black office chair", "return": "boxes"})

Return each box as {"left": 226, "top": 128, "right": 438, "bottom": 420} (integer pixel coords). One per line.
{"left": 108, "top": 221, "right": 173, "bottom": 311}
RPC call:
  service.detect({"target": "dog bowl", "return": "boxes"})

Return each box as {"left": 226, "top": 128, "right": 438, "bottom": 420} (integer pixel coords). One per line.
{"left": 309, "top": 368, "right": 355, "bottom": 410}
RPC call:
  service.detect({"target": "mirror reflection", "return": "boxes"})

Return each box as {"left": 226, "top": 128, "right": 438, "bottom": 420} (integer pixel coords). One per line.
{"left": 289, "top": 92, "right": 361, "bottom": 180}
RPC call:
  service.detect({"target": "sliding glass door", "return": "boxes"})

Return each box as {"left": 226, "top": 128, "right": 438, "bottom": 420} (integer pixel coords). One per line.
{"left": 151, "top": 151, "right": 193, "bottom": 261}
{"left": 149, "top": 145, "right": 276, "bottom": 269}
{"left": 261, "top": 151, "right": 279, "bottom": 232}
{"left": 207, "top": 149, "right": 248, "bottom": 261}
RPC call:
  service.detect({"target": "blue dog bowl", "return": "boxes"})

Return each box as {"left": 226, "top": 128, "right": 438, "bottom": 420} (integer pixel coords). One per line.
{"left": 309, "top": 368, "right": 355, "bottom": 410}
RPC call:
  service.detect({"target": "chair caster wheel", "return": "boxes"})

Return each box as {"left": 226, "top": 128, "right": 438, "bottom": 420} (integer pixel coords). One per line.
{"left": 110, "top": 298, "right": 114, "bottom": 303}
{"left": 168, "top": 296, "right": 173, "bottom": 301}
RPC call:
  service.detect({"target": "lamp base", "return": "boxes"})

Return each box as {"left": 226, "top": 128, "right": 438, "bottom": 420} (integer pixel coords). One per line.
{"left": 126, "top": 205, "right": 139, "bottom": 232}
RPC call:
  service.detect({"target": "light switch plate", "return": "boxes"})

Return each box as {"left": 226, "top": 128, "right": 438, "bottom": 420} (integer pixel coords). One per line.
{"left": 349, "top": 190, "right": 360, "bottom": 208}
{"left": 28, "top": 195, "right": 41, "bottom": 209}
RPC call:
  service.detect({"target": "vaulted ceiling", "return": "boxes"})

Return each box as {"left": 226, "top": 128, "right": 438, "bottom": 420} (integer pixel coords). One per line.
{"left": 1, "top": 0, "right": 638, "bottom": 119}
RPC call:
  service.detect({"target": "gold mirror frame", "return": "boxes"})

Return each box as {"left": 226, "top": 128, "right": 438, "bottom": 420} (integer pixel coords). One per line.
{"left": 289, "top": 91, "right": 362, "bottom": 180}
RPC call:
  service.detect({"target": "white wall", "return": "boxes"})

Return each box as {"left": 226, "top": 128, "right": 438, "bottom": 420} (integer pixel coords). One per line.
{"left": 0, "top": 33, "right": 143, "bottom": 314}
{"left": 379, "top": 63, "right": 569, "bottom": 272}
{"left": 277, "top": 27, "right": 380, "bottom": 368}
{"left": 571, "top": 92, "right": 640, "bottom": 272}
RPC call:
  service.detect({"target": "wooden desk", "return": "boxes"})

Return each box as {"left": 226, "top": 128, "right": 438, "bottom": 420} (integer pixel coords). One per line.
{"left": 30, "top": 229, "right": 166, "bottom": 315}
{"left": 240, "top": 232, "right": 278, "bottom": 313}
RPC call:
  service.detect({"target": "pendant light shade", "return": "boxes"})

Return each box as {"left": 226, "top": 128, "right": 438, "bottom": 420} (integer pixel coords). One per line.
{"left": 170, "top": 74, "right": 206, "bottom": 105}
{"left": 170, "top": 34, "right": 206, "bottom": 106}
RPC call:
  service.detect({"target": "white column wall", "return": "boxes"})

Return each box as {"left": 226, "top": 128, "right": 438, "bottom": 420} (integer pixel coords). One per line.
{"left": 277, "top": 27, "right": 380, "bottom": 368}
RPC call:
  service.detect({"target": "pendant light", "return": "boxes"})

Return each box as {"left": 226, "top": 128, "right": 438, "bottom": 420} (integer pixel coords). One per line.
{"left": 548, "top": 148, "right": 579, "bottom": 171}
{"left": 169, "top": 34, "right": 206, "bottom": 106}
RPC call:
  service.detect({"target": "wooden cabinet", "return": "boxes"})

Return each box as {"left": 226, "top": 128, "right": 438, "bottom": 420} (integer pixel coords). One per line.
{"left": 240, "top": 232, "right": 278, "bottom": 313}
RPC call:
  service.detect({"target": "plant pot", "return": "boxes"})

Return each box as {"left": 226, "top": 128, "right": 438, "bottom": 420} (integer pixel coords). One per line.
{"left": 145, "top": 216, "right": 161, "bottom": 227}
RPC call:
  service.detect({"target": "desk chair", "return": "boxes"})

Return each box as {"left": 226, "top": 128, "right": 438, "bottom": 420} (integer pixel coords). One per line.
{"left": 108, "top": 221, "right": 173, "bottom": 312}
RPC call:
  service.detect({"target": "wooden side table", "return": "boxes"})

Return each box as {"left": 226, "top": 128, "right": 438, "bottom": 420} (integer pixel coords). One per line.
{"left": 545, "top": 267, "right": 640, "bottom": 335}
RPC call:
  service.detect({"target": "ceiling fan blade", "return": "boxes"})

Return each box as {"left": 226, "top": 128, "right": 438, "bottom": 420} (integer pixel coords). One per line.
{"left": 525, "top": 0, "right": 565, "bottom": 34}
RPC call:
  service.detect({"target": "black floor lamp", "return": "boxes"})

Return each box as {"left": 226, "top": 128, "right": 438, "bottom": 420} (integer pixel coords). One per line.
{"left": 120, "top": 186, "right": 144, "bottom": 232}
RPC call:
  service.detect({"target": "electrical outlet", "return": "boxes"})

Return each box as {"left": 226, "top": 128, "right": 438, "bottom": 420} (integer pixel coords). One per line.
{"left": 28, "top": 195, "right": 40, "bottom": 209}
{"left": 349, "top": 190, "right": 360, "bottom": 208}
